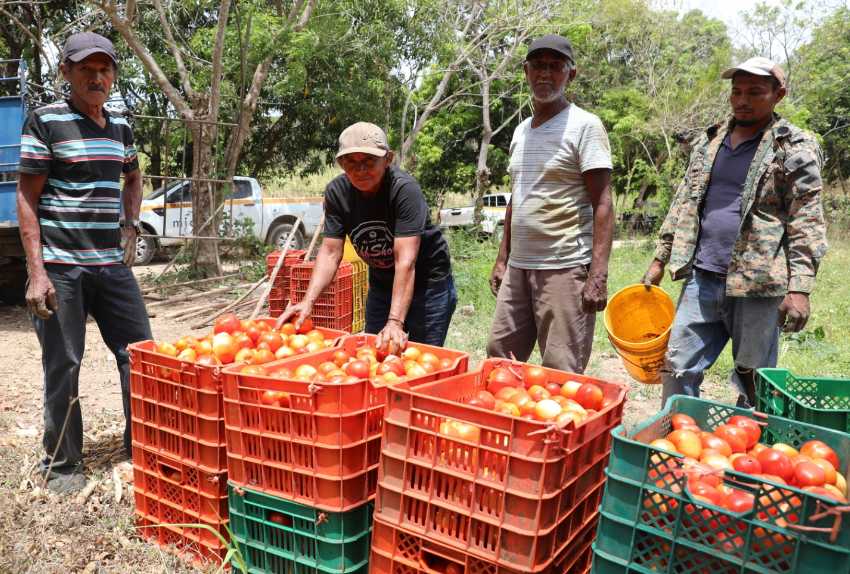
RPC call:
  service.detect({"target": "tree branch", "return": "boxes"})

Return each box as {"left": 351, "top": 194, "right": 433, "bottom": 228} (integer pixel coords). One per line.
{"left": 151, "top": 0, "right": 195, "bottom": 102}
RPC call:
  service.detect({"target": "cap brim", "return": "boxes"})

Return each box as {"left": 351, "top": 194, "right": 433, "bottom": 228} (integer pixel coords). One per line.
{"left": 336, "top": 146, "right": 388, "bottom": 159}
{"left": 67, "top": 47, "right": 117, "bottom": 65}
{"left": 721, "top": 65, "right": 771, "bottom": 79}
{"left": 526, "top": 47, "right": 574, "bottom": 63}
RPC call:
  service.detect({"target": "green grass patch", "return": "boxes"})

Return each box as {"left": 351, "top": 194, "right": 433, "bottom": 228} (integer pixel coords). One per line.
{"left": 444, "top": 230, "right": 850, "bottom": 384}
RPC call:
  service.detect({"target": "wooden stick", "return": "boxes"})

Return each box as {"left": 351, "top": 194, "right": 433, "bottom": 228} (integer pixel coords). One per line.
{"left": 147, "top": 281, "right": 253, "bottom": 307}
{"left": 304, "top": 214, "right": 325, "bottom": 262}
{"left": 164, "top": 300, "right": 224, "bottom": 319}
{"left": 141, "top": 272, "right": 240, "bottom": 294}
{"left": 186, "top": 295, "right": 259, "bottom": 325}
{"left": 250, "top": 216, "right": 303, "bottom": 320}
{"left": 192, "top": 275, "right": 267, "bottom": 328}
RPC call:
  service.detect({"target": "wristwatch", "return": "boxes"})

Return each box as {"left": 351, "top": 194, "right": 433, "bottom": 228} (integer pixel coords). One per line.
{"left": 119, "top": 219, "right": 142, "bottom": 234}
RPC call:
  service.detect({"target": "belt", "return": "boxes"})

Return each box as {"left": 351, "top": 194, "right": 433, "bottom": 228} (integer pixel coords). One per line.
{"left": 695, "top": 267, "right": 727, "bottom": 281}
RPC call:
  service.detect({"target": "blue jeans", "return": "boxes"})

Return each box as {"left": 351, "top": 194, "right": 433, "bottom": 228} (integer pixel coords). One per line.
{"left": 365, "top": 275, "right": 457, "bottom": 346}
{"left": 661, "top": 268, "right": 781, "bottom": 407}
{"left": 33, "top": 263, "right": 152, "bottom": 474}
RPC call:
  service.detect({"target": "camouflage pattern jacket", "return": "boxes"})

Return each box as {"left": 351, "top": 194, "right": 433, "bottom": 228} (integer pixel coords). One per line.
{"left": 654, "top": 115, "right": 827, "bottom": 297}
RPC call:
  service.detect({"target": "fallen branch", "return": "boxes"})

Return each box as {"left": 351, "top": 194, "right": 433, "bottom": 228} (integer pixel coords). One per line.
{"left": 187, "top": 295, "right": 259, "bottom": 326}
{"left": 140, "top": 272, "right": 241, "bottom": 294}
{"left": 193, "top": 276, "right": 267, "bottom": 328}
{"left": 147, "top": 281, "right": 253, "bottom": 307}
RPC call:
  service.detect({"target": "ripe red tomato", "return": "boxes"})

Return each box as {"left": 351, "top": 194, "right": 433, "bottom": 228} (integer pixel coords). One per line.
{"left": 688, "top": 480, "right": 724, "bottom": 506}
{"left": 701, "top": 434, "right": 733, "bottom": 457}
{"left": 332, "top": 350, "right": 351, "bottom": 367}
{"left": 260, "top": 390, "right": 290, "bottom": 407}
{"left": 671, "top": 413, "right": 698, "bottom": 430}
{"left": 713, "top": 424, "right": 748, "bottom": 453}
{"left": 296, "top": 317, "right": 314, "bottom": 334}
{"left": 794, "top": 461, "right": 827, "bottom": 487}
{"left": 345, "top": 360, "right": 370, "bottom": 379}
{"left": 799, "top": 440, "right": 841, "bottom": 470}
{"left": 253, "top": 349, "right": 276, "bottom": 364}
{"left": 527, "top": 385, "right": 551, "bottom": 402}
{"left": 211, "top": 332, "right": 237, "bottom": 364}
{"left": 728, "top": 415, "right": 761, "bottom": 448}
{"left": 213, "top": 312, "right": 241, "bottom": 335}
{"left": 757, "top": 448, "right": 794, "bottom": 481}
{"left": 731, "top": 455, "right": 762, "bottom": 475}
{"left": 268, "top": 512, "right": 292, "bottom": 526}
{"left": 523, "top": 366, "right": 548, "bottom": 388}
{"left": 474, "top": 390, "right": 496, "bottom": 410}
{"left": 724, "top": 489, "right": 755, "bottom": 513}
{"left": 258, "top": 332, "right": 284, "bottom": 352}
{"left": 486, "top": 367, "right": 520, "bottom": 395}
{"left": 574, "top": 383, "right": 603, "bottom": 411}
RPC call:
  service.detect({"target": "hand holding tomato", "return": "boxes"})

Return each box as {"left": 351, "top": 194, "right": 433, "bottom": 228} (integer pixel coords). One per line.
{"left": 277, "top": 299, "right": 313, "bottom": 330}
{"left": 375, "top": 319, "right": 408, "bottom": 357}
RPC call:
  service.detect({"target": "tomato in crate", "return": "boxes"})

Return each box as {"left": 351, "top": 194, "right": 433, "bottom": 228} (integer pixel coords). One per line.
{"left": 592, "top": 395, "right": 850, "bottom": 574}
{"left": 221, "top": 333, "right": 469, "bottom": 511}
{"left": 375, "top": 358, "right": 627, "bottom": 571}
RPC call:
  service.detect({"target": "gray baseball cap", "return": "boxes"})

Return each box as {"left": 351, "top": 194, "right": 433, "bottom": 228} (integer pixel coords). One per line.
{"left": 526, "top": 34, "right": 575, "bottom": 64}
{"left": 721, "top": 56, "right": 785, "bottom": 87}
{"left": 62, "top": 32, "right": 118, "bottom": 65}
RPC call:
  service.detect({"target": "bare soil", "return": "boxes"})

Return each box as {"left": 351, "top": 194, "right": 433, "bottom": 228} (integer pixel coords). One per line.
{"left": 0, "top": 264, "right": 735, "bottom": 574}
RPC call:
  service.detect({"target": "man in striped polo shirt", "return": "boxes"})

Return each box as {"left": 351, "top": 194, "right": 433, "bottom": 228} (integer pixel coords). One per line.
{"left": 17, "top": 32, "right": 151, "bottom": 493}
{"left": 487, "top": 35, "right": 614, "bottom": 373}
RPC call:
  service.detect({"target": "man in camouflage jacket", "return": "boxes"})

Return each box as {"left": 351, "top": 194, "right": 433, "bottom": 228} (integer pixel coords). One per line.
{"left": 643, "top": 57, "right": 827, "bottom": 407}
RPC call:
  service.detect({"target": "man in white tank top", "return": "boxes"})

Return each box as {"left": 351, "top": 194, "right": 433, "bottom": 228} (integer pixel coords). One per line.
{"left": 486, "top": 34, "right": 614, "bottom": 373}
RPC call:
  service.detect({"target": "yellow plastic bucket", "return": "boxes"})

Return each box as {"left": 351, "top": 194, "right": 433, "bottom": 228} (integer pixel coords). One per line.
{"left": 604, "top": 284, "right": 675, "bottom": 384}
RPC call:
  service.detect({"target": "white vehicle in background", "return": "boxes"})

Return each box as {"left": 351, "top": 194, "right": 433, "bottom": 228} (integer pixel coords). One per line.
{"left": 439, "top": 192, "right": 510, "bottom": 237}
{"left": 137, "top": 176, "right": 323, "bottom": 265}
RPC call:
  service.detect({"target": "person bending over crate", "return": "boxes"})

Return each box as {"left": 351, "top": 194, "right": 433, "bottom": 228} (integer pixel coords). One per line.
{"left": 278, "top": 122, "right": 456, "bottom": 352}
{"left": 642, "top": 57, "right": 827, "bottom": 408}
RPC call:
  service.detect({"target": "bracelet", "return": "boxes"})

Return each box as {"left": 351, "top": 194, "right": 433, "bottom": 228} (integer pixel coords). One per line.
{"left": 387, "top": 317, "right": 404, "bottom": 325}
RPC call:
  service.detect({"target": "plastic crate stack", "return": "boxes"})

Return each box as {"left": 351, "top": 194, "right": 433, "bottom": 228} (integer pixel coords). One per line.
{"left": 350, "top": 259, "right": 368, "bottom": 334}
{"left": 288, "top": 259, "right": 354, "bottom": 331}
{"left": 371, "top": 358, "right": 628, "bottom": 574}
{"left": 756, "top": 368, "right": 850, "bottom": 433}
{"left": 128, "top": 340, "right": 230, "bottom": 566}
{"left": 267, "top": 249, "right": 306, "bottom": 317}
{"left": 221, "top": 333, "right": 470, "bottom": 574}
{"left": 591, "top": 395, "right": 850, "bottom": 574}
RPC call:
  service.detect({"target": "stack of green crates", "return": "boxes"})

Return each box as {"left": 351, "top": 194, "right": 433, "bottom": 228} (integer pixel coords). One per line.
{"left": 228, "top": 485, "right": 373, "bottom": 574}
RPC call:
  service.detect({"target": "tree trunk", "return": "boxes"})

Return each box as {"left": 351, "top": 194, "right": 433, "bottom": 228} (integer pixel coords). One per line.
{"left": 472, "top": 78, "right": 493, "bottom": 227}
{"left": 189, "top": 121, "right": 221, "bottom": 277}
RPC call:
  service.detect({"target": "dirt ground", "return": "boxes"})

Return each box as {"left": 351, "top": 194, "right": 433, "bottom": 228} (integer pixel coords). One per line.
{"left": 0, "top": 264, "right": 732, "bottom": 574}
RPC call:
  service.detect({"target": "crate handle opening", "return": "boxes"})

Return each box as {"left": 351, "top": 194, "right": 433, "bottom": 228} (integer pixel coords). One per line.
{"left": 158, "top": 460, "right": 183, "bottom": 482}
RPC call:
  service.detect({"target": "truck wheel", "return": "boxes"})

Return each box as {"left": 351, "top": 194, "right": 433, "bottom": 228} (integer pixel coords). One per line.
{"left": 135, "top": 235, "right": 157, "bottom": 265}
{"left": 269, "top": 223, "right": 306, "bottom": 251}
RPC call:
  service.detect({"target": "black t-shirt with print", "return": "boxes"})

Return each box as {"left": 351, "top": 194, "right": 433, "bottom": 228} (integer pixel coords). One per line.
{"left": 323, "top": 166, "right": 451, "bottom": 290}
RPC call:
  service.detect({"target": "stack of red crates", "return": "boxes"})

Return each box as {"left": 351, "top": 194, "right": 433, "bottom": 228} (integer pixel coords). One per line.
{"left": 370, "top": 359, "right": 628, "bottom": 574}
{"left": 128, "top": 341, "right": 230, "bottom": 566}
{"left": 288, "top": 260, "right": 355, "bottom": 331}
{"left": 266, "top": 249, "right": 306, "bottom": 317}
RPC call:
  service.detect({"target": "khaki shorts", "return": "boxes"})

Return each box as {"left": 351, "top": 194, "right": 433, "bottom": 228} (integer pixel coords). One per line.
{"left": 486, "top": 264, "right": 595, "bottom": 373}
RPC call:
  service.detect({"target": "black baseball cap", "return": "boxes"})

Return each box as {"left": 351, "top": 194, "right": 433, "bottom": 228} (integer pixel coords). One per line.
{"left": 526, "top": 34, "right": 574, "bottom": 64}
{"left": 62, "top": 32, "right": 118, "bottom": 66}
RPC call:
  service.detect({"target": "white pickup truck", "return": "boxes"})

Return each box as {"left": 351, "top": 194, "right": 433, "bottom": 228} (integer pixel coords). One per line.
{"left": 137, "top": 176, "right": 323, "bottom": 264}
{"left": 439, "top": 192, "right": 510, "bottom": 237}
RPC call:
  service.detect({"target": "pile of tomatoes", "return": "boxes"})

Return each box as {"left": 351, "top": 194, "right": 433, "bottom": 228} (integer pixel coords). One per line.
{"left": 152, "top": 313, "right": 331, "bottom": 367}
{"left": 649, "top": 412, "right": 847, "bottom": 515}
{"left": 248, "top": 343, "right": 455, "bottom": 386}
{"left": 461, "top": 363, "right": 607, "bottom": 426}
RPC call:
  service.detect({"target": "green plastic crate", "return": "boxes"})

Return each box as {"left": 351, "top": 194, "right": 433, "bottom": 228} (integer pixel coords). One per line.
{"left": 591, "top": 395, "right": 850, "bottom": 574}
{"left": 228, "top": 483, "right": 372, "bottom": 574}
{"left": 757, "top": 368, "right": 850, "bottom": 434}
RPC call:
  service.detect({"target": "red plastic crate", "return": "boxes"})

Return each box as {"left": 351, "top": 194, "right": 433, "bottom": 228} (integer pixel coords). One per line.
{"left": 220, "top": 334, "right": 469, "bottom": 511}
{"left": 128, "top": 320, "right": 345, "bottom": 472}
{"left": 129, "top": 340, "right": 227, "bottom": 472}
{"left": 375, "top": 359, "right": 626, "bottom": 571}
{"left": 266, "top": 249, "right": 306, "bottom": 310}
{"left": 132, "top": 445, "right": 228, "bottom": 566}
{"left": 369, "top": 513, "right": 597, "bottom": 574}
{"left": 288, "top": 260, "right": 354, "bottom": 330}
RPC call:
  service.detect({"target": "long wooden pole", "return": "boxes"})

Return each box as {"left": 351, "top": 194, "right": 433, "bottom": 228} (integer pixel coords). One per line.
{"left": 190, "top": 275, "right": 266, "bottom": 328}
{"left": 250, "top": 216, "right": 303, "bottom": 320}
